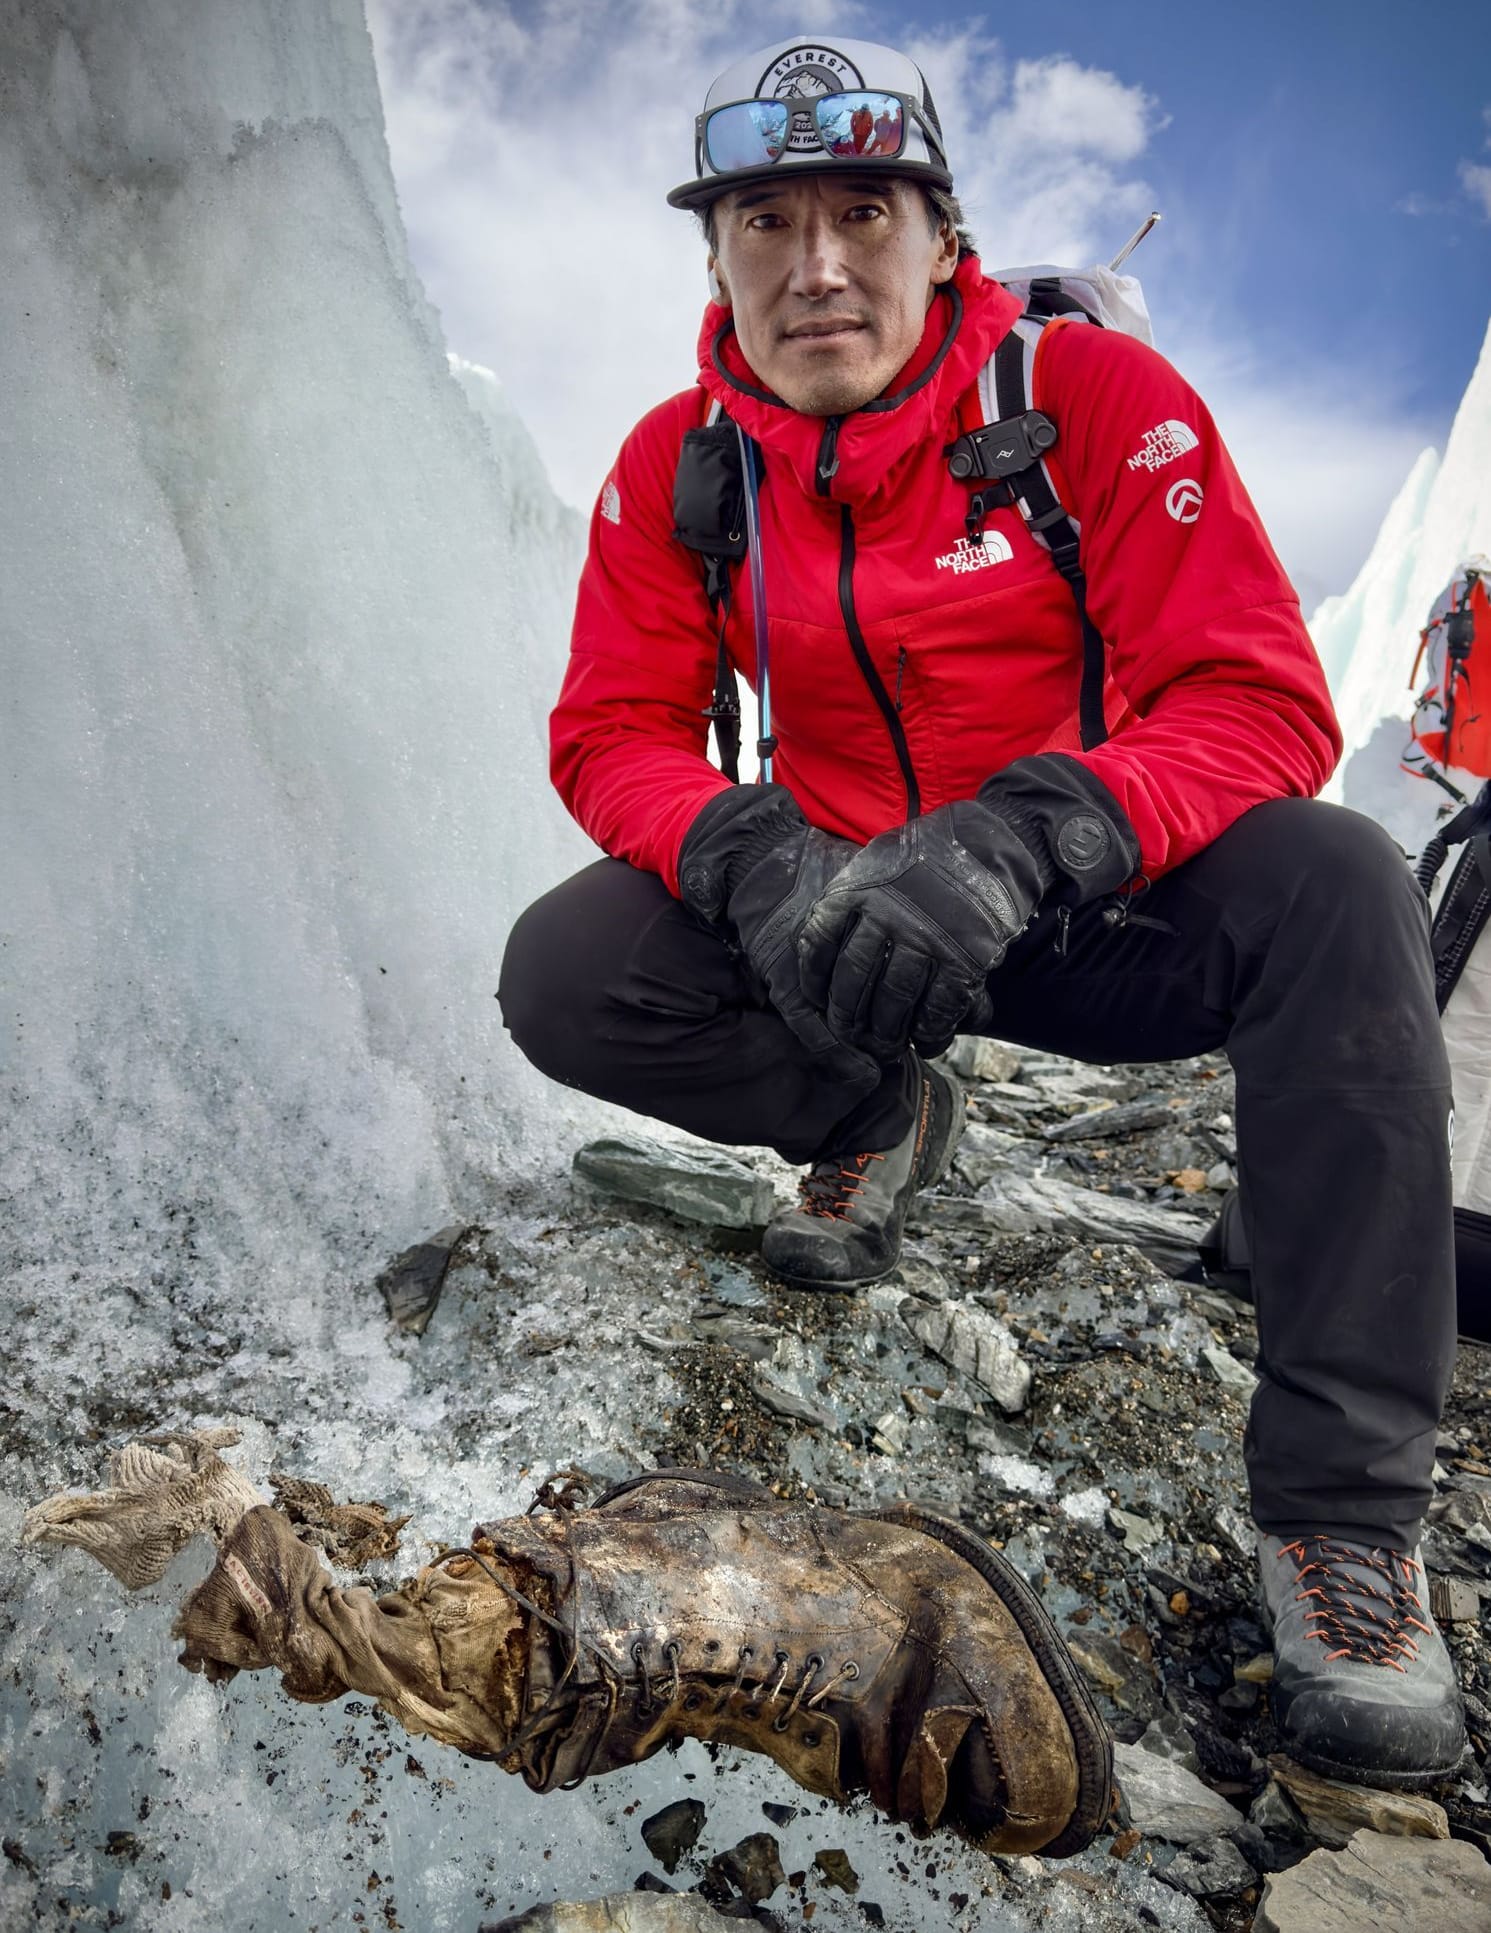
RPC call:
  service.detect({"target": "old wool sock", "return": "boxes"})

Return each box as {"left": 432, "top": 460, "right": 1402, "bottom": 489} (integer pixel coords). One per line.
{"left": 22, "top": 1429, "right": 265, "bottom": 1589}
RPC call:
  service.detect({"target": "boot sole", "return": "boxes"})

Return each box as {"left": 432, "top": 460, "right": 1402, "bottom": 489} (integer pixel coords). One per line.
{"left": 1281, "top": 1739, "right": 1469, "bottom": 1790}
{"left": 866, "top": 1501, "right": 1114, "bottom": 1857}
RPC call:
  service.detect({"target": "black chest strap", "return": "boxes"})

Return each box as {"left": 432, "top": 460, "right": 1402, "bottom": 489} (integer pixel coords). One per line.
{"left": 945, "top": 323, "right": 1108, "bottom": 751}
{"left": 673, "top": 417, "right": 755, "bottom": 783}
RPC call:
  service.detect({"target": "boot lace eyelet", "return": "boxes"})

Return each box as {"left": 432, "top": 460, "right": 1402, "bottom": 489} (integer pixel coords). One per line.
{"left": 631, "top": 1640, "right": 655, "bottom": 1716}
{"left": 802, "top": 1729, "right": 821, "bottom": 1748}
{"left": 682, "top": 1691, "right": 703, "bottom": 1712}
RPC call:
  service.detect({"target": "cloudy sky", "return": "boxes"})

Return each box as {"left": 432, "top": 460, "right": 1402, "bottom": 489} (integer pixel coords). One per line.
{"left": 367, "top": 0, "right": 1491, "bottom": 612}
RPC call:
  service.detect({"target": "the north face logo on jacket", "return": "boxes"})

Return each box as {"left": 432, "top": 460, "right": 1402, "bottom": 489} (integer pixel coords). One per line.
{"left": 935, "top": 530, "right": 1013, "bottom": 574}
{"left": 1127, "top": 420, "right": 1199, "bottom": 472}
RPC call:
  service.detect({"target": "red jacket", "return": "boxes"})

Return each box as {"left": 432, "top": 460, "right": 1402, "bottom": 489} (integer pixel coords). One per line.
{"left": 552, "top": 257, "right": 1341, "bottom": 896}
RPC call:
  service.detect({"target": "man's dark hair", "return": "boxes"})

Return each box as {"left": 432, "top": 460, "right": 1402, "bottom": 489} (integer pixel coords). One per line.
{"left": 701, "top": 184, "right": 977, "bottom": 260}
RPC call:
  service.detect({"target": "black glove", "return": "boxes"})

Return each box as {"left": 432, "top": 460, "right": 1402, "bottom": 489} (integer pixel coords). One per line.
{"left": 678, "top": 784, "right": 881, "bottom": 1090}
{"left": 797, "top": 755, "right": 1140, "bottom": 1063}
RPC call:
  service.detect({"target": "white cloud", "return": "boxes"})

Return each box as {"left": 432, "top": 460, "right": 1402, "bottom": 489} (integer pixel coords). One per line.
{"left": 1462, "top": 160, "right": 1491, "bottom": 220}
{"left": 366, "top": 3, "right": 1447, "bottom": 603}
{"left": 367, "top": 5, "right": 1165, "bottom": 509}
{"left": 901, "top": 31, "right": 1161, "bottom": 265}
{"left": 1458, "top": 103, "right": 1491, "bottom": 218}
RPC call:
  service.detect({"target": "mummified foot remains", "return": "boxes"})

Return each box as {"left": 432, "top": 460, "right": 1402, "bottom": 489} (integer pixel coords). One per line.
{"left": 168, "top": 1467, "right": 1112, "bottom": 1857}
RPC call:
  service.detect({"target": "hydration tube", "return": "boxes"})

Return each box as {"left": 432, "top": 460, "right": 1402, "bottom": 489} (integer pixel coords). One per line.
{"left": 734, "top": 421, "right": 774, "bottom": 783}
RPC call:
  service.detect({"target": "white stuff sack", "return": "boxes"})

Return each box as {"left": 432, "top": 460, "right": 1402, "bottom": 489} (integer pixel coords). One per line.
{"left": 991, "top": 262, "right": 1155, "bottom": 346}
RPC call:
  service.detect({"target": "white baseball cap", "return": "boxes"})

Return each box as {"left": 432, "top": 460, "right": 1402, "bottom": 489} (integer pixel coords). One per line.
{"left": 667, "top": 35, "right": 954, "bottom": 212}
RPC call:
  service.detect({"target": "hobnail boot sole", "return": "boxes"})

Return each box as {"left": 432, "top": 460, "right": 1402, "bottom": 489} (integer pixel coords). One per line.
{"left": 590, "top": 1467, "right": 777, "bottom": 1511}
{"left": 868, "top": 1501, "right": 1114, "bottom": 1855}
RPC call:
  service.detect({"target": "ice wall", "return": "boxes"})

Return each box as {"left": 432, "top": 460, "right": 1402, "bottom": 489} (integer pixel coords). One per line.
{"left": 1312, "top": 316, "right": 1491, "bottom": 844}
{"left": 0, "top": 0, "right": 593, "bottom": 1300}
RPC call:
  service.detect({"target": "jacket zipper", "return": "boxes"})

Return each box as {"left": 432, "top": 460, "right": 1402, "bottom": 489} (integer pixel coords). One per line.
{"left": 837, "top": 503, "right": 920, "bottom": 820}
{"left": 816, "top": 416, "right": 842, "bottom": 493}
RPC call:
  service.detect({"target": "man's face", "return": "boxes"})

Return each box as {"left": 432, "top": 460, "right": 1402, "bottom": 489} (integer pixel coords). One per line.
{"left": 708, "top": 174, "right": 958, "bottom": 417}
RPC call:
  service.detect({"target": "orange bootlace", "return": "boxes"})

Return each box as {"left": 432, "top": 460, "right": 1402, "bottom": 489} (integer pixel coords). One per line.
{"left": 797, "top": 1151, "right": 885, "bottom": 1222}
{"left": 1277, "top": 1536, "right": 1435, "bottom": 1671}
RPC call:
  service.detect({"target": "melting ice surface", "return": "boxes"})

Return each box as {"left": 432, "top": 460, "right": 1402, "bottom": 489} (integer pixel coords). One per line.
{"left": 1311, "top": 315, "right": 1491, "bottom": 852}
{"left": 0, "top": 8, "right": 1210, "bottom": 1931}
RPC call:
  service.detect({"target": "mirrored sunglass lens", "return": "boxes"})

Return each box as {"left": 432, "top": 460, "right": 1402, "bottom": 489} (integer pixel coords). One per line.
{"left": 705, "top": 101, "right": 789, "bottom": 171}
{"left": 815, "top": 92, "right": 905, "bottom": 159}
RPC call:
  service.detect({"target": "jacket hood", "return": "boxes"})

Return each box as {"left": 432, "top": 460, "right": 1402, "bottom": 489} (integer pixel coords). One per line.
{"left": 696, "top": 256, "right": 1020, "bottom": 510}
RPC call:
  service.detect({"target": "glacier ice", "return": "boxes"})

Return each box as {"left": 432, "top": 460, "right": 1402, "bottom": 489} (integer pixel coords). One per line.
{"left": 0, "top": 0, "right": 603, "bottom": 1301}
{"left": 1313, "top": 316, "right": 1491, "bottom": 850}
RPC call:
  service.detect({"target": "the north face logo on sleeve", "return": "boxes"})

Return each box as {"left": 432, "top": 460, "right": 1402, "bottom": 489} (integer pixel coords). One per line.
{"left": 600, "top": 479, "right": 622, "bottom": 524}
{"left": 1127, "top": 420, "right": 1199, "bottom": 472}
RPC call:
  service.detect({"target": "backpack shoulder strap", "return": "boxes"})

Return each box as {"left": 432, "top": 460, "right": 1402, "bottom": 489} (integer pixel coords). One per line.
{"left": 672, "top": 398, "right": 754, "bottom": 783}
{"left": 948, "top": 314, "right": 1108, "bottom": 750}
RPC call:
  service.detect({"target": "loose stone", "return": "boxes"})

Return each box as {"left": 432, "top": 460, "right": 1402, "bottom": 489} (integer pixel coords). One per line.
{"left": 1254, "top": 1828, "right": 1491, "bottom": 1933}
{"left": 1267, "top": 1754, "right": 1450, "bottom": 1849}
{"left": 573, "top": 1136, "right": 774, "bottom": 1229}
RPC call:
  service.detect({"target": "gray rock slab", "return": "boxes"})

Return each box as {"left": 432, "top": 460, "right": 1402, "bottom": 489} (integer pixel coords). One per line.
{"left": 1254, "top": 1828, "right": 1491, "bottom": 1933}
{"left": 900, "top": 1296, "right": 1031, "bottom": 1413}
{"left": 940, "top": 1036, "right": 1023, "bottom": 1083}
{"left": 640, "top": 1799, "right": 707, "bottom": 1875}
{"left": 1044, "top": 1100, "right": 1180, "bottom": 1142}
{"left": 376, "top": 1223, "right": 467, "bottom": 1335}
{"left": 1429, "top": 1574, "right": 1483, "bottom": 1622}
{"left": 481, "top": 1893, "right": 741, "bottom": 1932}
{"left": 1162, "top": 1835, "right": 1257, "bottom": 1898}
{"left": 750, "top": 1369, "right": 833, "bottom": 1429}
{"left": 1202, "top": 1344, "right": 1259, "bottom": 1396}
{"left": 1113, "top": 1741, "right": 1242, "bottom": 1844}
{"left": 971, "top": 1173, "right": 1208, "bottom": 1275}
{"left": 954, "top": 1120, "right": 1040, "bottom": 1187}
{"left": 704, "top": 1831, "right": 787, "bottom": 1906}
{"left": 1268, "top": 1754, "right": 1449, "bottom": 1848}
{"left": 573, "top": 1136, "right": 774, "bottom": 1229}
{"left": 1109, "top": 1506, "right": 1163, "bottom": 1553}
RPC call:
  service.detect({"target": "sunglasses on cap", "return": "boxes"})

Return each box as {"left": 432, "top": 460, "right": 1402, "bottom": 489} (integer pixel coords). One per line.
{"left": 698, "top": 89, "right": 947, "bottom": 178}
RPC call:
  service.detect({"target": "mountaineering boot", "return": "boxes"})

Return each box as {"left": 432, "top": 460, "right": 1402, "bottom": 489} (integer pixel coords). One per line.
{"left": 761, "top": 1053, "right": 964, "bottom": 1290}
{"left": 1258, "top": 1532, "right": 1468, "bottom": 1787}
{"left": 160, "top": 1466, "right": 1111, "bottom": 1856}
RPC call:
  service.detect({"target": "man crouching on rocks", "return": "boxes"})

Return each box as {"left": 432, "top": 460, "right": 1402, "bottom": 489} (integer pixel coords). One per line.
{"left": 499, "top": 34, "right": 1468, "bottom": 1790}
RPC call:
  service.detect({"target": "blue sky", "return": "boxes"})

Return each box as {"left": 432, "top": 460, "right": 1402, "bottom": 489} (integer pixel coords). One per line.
{"left": 959, "top": 0, "right": 1491, "bottom": 421}
{"left": 368, "top": 0, "right": 1491, "bottom": 610}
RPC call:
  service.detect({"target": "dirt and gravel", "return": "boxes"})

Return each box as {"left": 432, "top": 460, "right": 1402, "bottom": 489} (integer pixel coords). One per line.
{"left": 7, "top": 1041, "right": 1491, "bottom": 1933}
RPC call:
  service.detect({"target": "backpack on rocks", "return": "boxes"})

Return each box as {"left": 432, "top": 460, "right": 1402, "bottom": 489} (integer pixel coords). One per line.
{"left": 1403, "top": 559, "right": 1491, "bottom": 797}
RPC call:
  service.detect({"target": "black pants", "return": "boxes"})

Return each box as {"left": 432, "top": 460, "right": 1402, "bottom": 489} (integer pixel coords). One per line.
{"left": 500, "top": 798, "right": 1455, "bottom": 1551}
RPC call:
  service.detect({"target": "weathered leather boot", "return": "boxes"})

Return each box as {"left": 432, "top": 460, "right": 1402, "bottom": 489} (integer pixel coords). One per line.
{"left": 174, "top": 1469, "right": 1111, "bottom": 1857}
{"left": 761, "top": 1054, "right": 964, "bottom": 1291}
